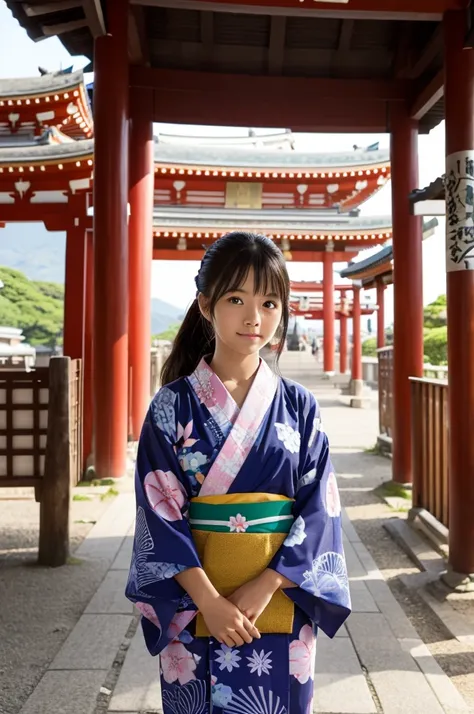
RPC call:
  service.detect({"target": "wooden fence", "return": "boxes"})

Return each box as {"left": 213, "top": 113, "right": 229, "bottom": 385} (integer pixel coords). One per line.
{"left": 410, "top": 377, "right": 449, "bottom": 528}
{"left": 0, "top": 357, "right": 83, "bottom": 566}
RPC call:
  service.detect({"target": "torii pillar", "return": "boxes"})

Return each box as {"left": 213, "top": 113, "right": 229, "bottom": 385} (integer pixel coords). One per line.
{"left": 93, "top": 0, "right": 129, "bottom": 479}
{"left": 350, "top": 285, "right": 364, "bottom": 407}
{"left": 63, "top": 194, "right": 87, "bottom": 362}
{"left": 129, "top": 88, "right": 154, "bottom": 440}
{"left": 340, "top": 313, "right": 348, "bottom": 375}
{"left": 323, "top": 245, "right": 335, "bottom": 376}
{"left": 376, "top": 281, "right": 386, "bottom": 349}
{"left": 443, "top": 10, "right": 474, "bottom": 579}
{"left": 390, "top": 105, "right": 424, "bottom": 484}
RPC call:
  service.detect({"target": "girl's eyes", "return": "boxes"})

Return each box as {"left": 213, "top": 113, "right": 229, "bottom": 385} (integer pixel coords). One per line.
{"left": 227, "top": 296, "right": 279, "bottom": 309}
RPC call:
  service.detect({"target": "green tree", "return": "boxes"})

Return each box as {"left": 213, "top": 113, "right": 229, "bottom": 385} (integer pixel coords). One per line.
{"left": 423, "top": 326, "right": 448, "bottom": 365}
{"left": 153, "top": 322, "right": 181, "bottom": 342}
{"left": 424, "top": 294, "right": 447, "bottom": 328}
{"left": 0, "top": 267, "right": 63, "bottom": 346}
{"left": 362, "top": 337, "right": 377, "bottom": 357}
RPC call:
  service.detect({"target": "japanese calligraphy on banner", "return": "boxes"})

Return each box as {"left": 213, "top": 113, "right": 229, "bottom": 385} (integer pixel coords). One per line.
{"left": 446, "top": 150, "right": 474, "bottom": 272}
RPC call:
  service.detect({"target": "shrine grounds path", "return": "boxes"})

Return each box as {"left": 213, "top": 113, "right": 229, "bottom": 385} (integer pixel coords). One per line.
{"left": 2, "top": 350, "right": 474, "bottom": 714}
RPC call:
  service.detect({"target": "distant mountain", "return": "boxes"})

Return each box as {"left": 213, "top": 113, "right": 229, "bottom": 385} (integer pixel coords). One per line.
{"left": 0, "top": 223, "right": 183, "bottom": 334}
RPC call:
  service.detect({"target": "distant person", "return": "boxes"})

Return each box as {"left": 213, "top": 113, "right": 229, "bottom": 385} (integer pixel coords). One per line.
{"left": 126, "top": 232, "right": 350, "bottom": 714}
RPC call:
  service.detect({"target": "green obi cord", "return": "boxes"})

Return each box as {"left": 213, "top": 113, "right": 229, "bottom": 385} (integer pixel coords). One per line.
{"left": 189, "top": 499, "right": 294, "bottom": 534}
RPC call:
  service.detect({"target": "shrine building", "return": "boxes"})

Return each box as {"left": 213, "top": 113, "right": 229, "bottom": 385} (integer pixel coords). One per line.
{"left": 3, "top": 0, "right": 474, "bottom": 581}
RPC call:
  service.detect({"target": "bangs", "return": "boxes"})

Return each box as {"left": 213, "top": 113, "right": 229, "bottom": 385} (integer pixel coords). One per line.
{"left": 210, "top": 243, "right": 288, "bottom": 307}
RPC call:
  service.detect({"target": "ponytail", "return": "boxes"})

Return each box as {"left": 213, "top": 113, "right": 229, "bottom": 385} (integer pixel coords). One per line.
{"left": 160, "top": 299, "right": 214, "bottom": 385}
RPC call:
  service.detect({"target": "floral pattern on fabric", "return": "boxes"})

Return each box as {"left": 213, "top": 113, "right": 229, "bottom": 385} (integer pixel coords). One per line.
{"left": 284, "top": 515, "right": 307, "bottom": 547}
{"left": 302, "top": 551, "right": 350, "bottom": 606}
{"left": 135, "top": 601, "right": 161, "bottom": 630}
{"left": 289, "top": 625, "right": 316, "bottom": 684}
{"left": 247, "top": 649, "right": 273, "bottom": 676}
{"left": 212, "top": 681, "right": 234, "bottom": 708}
{"left": 151, "top": 387, "right": 177, "bottom": 443}
{"left": 326, "top": 472, "right": 341, "bottom": 517}
{"left": 275, "top": 422, "right": 301, "bottom": 454}
{"left": 215, "top": 645, "right": 241, "bottom": 672}
{"left": 161, "top": 641, "right": 198, "bottom": 685}
{"left": 144, "top": 469, "right": 186, "bottom": 521}
{"left": 162, "top": 679, "right": 207, "bottom": 714}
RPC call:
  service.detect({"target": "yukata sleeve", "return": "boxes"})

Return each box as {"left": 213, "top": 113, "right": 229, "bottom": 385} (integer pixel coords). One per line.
{"left": 269, "top": 393, "right": 351, "bottom": 637}
{"left": 125, "top": 388, "right": 202, "bottom": 656}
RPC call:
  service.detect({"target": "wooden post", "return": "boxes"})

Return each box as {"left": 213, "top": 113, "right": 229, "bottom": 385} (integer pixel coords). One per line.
{"left": 390, "top": 104, "right": 424, "bottom": 484}
{"left": 376, "top": 281, "right": 386, "bottom": 349}
{"left": 323, "top": 247, "right": 335, "bottom": 375}
{"left": 339, "top": 313, "right": 348, "bottom": 374}
{"left": 93, "top": 0, "right": 130, "bottom": 478}
{"left": 38, "top": 357, "right": 71, "bottom": 567}
{"left": 129, "top": 88, "right": 154, "bottom": 440}
{"left": 444, "top": 10, "right": 474, "bottom": 577}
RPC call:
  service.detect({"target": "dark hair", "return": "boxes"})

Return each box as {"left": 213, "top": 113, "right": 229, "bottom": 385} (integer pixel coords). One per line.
{"left": 161, "top": 231, "right": 290, "bottom": 384}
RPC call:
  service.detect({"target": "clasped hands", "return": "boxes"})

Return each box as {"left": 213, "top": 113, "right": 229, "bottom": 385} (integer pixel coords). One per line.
{"left": 200, "top": 569, "right": 285, "bottom": 648}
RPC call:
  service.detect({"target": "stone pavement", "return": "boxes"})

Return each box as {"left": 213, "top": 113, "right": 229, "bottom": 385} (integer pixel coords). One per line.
{"left": 17, "top": 351, "right": 472, "bottom": 714}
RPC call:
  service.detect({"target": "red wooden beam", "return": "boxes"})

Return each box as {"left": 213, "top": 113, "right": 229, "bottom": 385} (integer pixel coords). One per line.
{"left": 131, "top": 67, "right": 408, "bottom": 132}
{"left": 290, "top": 282, "right": 353, "bottom": 292}
{"left": 152, "top": 247, "right": 358, "bottom": 261}
{"left": 134, "top": 0, "right": 466, "bottom": 21}
{"left": 410, "top": 68, "right": 444, "bottom": 121}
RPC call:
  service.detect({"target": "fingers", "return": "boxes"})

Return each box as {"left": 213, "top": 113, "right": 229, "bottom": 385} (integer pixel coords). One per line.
{"left": 235, "top": 622, "right": 253, "bottom": 644}
{"left": 242, "top": 614, "right": 261, "bottom": 639}
{"left": 221, "top": 634, "right": 236, "bottom": 648}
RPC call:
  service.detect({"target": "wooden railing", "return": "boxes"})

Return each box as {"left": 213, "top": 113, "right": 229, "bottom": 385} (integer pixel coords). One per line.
{"left": 0, "top": 357, "right": 83, "bottom": 566}
{"left": 410, "top": 377, "right": 449, "bottom": 528}
{"left": 377, "top": 347, "right": 393, "bottom": 439}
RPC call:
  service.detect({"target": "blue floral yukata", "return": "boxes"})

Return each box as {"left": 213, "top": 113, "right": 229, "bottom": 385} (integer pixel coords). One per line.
{"left": 126, "top": 357, "right": 351, "bottom": 714}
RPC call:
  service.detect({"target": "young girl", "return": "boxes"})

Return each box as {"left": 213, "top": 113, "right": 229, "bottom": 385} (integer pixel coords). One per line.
{"left": 126, "top": 232, "right": 351, "bottom": 714}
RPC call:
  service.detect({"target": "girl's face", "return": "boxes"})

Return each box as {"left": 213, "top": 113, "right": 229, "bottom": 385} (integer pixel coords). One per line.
{"left": 201, "top": 267, "right": 283, "bottom": 357}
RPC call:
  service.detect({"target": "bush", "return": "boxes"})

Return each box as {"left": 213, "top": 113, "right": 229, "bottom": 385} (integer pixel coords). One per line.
{"left": 423, "top": 326, "right": 447, "bottom": 365}
{"left": 362, "top": 337, "right": 377, "bottom": 357}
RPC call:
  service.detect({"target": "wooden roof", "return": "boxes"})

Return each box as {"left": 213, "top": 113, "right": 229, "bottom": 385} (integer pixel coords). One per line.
{"left": 0, "top": 69, "right": 93, "bottom": 140}
{"left": 4, "top": 0, "right": 459, "bottom": 133}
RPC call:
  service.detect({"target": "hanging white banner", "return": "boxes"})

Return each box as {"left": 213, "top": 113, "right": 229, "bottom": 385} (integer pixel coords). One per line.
{"left": 446, "top": 150, "right": 474, "bottom": 272}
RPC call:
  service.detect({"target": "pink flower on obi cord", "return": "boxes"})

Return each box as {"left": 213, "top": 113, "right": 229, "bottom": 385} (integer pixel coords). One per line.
{"left": 135, "top": 602, "right": 160, "bottom": 630}
{"left": 161, "top": 641, "right": 197, "bottom": 685}
{"left": 144, "top": 469, "right": 186, "bottom": 521}
{"left": 289, "top": 625, "right": 316, "bottom": 684}
{"left": 229, "top": 513, "right": 248, "bottom": 533}
{"left": 167, "top": 610, "right": 196, "bottom": 640}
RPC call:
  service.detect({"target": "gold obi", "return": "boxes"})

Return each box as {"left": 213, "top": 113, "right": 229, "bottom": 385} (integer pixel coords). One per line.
{"left": 189, "top": 493, "right": 295, "bottom": 637}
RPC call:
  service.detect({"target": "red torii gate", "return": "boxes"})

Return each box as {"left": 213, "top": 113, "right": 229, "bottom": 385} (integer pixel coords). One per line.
{"left": 7, "top": 0, "right": 474, "bottom": 577}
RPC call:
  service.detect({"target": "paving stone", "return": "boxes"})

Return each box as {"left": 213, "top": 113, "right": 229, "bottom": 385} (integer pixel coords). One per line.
{"left": 351, "top": 540, "right": 384, "bottom": 581}
{"left": 319, "top": 624, "right": 349, "bottom": 639}
{"left": 343, "top": 538, "right": 369, "bottom": 579}
{"left": 342, "top": 509, "right": 361, "bottom": 543}
{"left": 85, "top": 570, "right": 134, "bottom": 615}
{"left": 313, "top": 673, "right": 377, "bottom": 713}
{"left": 20, "top": 670, "right": 106, "bottom": 714}
{"left": 108, "top": 629, "right": 162, "bottom": 712}
{"left": 347, "top": 613, "right": 445, "bottom": 713}
{"left": 365, "top": 579, "right": 419, "bottom": 640}
{"left": 399, "top": 638, "right": 470, "bottom": 712}
{"left": 316, "top": 635, "right": 362, "bottom": 675}
{"left": 349, "top": 580, "right": 379, "bottom": 613}
{"left": 111, "top": 534, "right": 134, "bottom": 570}
{"left": 50, "top": 614, "right": 134, "bottom": 670}
{"left": 75, "top": 494, "right": 136, "bottom": 563}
